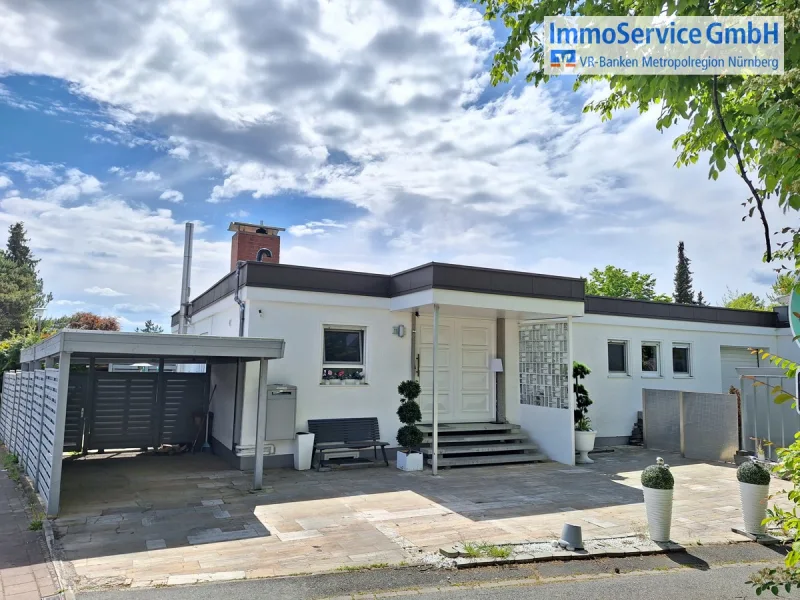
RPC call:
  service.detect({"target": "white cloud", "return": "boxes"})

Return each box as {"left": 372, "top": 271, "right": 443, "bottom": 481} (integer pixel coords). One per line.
{"left": 5, "top": 160, "right": 59, "bottom": 181}
{"left": 0, "top": 0, "right": 787, "bottom": 309}
{"left": 159, "top": 189, "right": 184, "bottom": 203}
{"left": 227, "top": 209, "right": 249, "bottom": 219}
{"left": 113, "top": 302, "right": 160, "bottom": 313}
{"left": 133, "top": 170, "right": 161, "bottom": 182}
{"left": 84, "top": 286, "right": 126, "bottom": 297}
{"left": 288, "top": 219, "right": 347, "bottom": 237}
{"left": 51, "top": 299, "right": 86, "bottom": 306}
{"left": 0, "top": 174, "right": 12, "bottom": 189}
{"left": 168, "top": 145, "right": 190, "bottom": 160}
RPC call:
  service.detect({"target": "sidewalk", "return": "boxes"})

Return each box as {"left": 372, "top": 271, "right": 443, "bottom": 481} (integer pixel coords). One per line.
{"left": 0, "top": 447, "right": 60, "bottom": 599}
{"left": 52, "top": 447, "right": 793, "bottom": 591}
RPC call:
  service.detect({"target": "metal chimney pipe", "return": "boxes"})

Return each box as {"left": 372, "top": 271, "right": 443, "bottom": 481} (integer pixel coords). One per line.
{"left": 178, "top": 222, "right": 194, "bottom": 334}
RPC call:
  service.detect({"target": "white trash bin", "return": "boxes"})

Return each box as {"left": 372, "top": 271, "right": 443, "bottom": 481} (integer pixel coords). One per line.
{"left": 294, "top": 432, "right": 315, "bottom": 470}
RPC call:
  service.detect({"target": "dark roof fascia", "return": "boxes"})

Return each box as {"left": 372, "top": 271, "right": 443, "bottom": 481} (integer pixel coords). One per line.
{"left": 584, "top": 295, "right": 783, "bottom": 328}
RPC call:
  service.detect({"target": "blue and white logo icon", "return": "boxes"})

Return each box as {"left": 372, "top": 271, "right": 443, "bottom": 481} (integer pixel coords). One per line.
{"left": 550, "top": 49, "right": 577, "bottom": 68}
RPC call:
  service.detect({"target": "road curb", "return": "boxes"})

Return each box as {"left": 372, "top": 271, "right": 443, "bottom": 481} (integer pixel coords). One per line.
{"left": 443, "top": 537, "right": 686, "bottom": 569}
{"left": 43, "top": 517, "right": 77, "bottom": 600}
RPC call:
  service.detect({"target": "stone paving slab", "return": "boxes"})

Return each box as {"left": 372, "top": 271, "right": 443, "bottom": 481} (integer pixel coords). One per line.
{"left": 54, "top": 447, "right": 793, "bottom": 591}
{"left": 0, "top": 446, "right": 61, "bottom": 599}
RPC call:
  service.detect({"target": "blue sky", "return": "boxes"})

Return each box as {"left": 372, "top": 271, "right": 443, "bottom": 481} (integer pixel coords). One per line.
{"left": 0, "top": 0, "right": 784, "bottom": 330}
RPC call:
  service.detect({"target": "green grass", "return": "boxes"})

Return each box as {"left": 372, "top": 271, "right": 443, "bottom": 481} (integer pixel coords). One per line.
{"left": 335, "top": 563, "right": 391, "bottom": 573}
{"left": 28, "top": 519, "right": 42, "bottom": 531}
{"left": 3, "top": 453, "right": 22, "bottom": 482}
{"left": 462, "top": 541, "right": 512, "bottom": 559}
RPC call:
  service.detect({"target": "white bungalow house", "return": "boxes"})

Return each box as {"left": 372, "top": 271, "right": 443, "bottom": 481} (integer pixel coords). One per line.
{"left": 174, "top": 223, "right": 797, "bottom": 469}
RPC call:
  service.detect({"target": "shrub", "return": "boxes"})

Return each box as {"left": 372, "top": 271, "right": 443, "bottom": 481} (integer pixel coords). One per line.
{"left": 737, "top": 459, "right": 771, "bottom": 485}
{"left": 396, "top": 380, "right": 423, "bottom": 452}
{"left": 641, "top": 457, "right": 674, "bottom": 490}
{"left": 573, "top": 362, "right": 593, "bottom": 430}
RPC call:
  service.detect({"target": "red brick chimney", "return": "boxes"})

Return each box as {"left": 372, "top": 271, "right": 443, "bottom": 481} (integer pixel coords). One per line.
{"left": 228, "top": 222, "right": 284, "bottom": 271}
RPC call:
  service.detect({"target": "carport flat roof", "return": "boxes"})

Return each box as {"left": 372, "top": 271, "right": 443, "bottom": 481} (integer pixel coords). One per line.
{"left": 20, "top": 329, "right": 285, "bottom": 364}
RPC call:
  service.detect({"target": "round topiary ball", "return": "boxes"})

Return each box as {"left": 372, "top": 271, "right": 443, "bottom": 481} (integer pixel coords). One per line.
{"left": 641, "top": 457, "right": 674, "bottom": 490}
{"left": 737, "top": 459, "right": 771, "bottom": 486}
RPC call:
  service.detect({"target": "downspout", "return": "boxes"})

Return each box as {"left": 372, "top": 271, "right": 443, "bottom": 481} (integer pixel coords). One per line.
{"left": 234, "top": 260, "right": 246, "bottom": 337}
{"left": 231, "top": 261, "right": 246, "bottom": 451}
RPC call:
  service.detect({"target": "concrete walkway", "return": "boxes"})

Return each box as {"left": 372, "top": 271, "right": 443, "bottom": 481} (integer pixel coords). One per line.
{"left": 53, "top": 447, "right": 792, "bottom": 591}
{"left": 0, "top": 447, "right": 60, "bottom": 599}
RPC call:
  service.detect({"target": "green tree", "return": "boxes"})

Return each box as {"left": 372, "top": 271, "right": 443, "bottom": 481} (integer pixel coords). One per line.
{"left": 0, "top": 222, "right": 50, "bottom": 338}
{"left": 0, "top": 255, "right": 41, "bottom": 339}
{"left": 478, "top": 0, "right": 800, "bottom": 267}
{"left": 0, "top": 328, "right": 51, "bottom": 372}
{"left": 136, "top": 319, "right": 164, "bottom": 333}
{"left": 673, "top": 241, "right": 695, "bottom": 304}
{"left": 696, "top": 291, "right": 708, "bottom": 306}
{"left": 722, "top": 288, "right": 767, "bottom": 311}
{"left": 5, "top": 222, "right": 37, "bottom": 269}
{"left": 768, "top": 273, "right": 796, "bottom": 305}
{"left": 585, "top": 265, "right": 671, "bottom": 302}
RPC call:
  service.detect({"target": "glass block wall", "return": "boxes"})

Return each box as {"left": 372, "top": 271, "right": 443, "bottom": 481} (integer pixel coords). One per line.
{"left": 519, "top": 322, "right": 570, "bottom": 409}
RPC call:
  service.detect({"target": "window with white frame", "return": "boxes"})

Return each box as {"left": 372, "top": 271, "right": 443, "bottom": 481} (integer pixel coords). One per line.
{"left": 607, "top": 340, "right": 629, "bottom": 375}
{"left": 641, "top": 342, "right": 661, "bottom": 376}
{"left": 672, "top": 343, "right": 692, "bottom": 376}
{"left": 322, "top": 326, "right": 366, "bottom": 382}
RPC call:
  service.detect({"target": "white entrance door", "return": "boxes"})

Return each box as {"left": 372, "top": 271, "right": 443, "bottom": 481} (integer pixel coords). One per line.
{"left": 417, "top": 316, "right": 495, "bottom": 423}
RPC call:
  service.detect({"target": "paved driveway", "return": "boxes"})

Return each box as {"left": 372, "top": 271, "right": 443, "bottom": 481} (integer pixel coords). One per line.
{"left": 54, "top": 447, "right": 791, "bottom": 590}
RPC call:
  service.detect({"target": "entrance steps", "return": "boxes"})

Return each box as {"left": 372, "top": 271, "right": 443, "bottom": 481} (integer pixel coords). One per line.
{"left": 419, "top": 422, "right": 548, "bottom": 468}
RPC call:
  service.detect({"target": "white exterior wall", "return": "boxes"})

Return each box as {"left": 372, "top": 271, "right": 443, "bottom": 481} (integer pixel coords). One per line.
{"left": 242, "top": 288, "right": 412, "bottom": 456}
{"left": 184, "top": 285, "right": 800, "bottom": 460}
{"left": 572, "top": 315, "right": 787, "bottom": 440}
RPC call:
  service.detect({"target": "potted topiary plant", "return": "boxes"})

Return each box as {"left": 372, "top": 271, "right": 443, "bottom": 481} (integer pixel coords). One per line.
{"left": 641, "top": 457, "right": 674, "bottom": 542}
{"left": 396, "top": 380, "right": 423, "bottom": 471}
{"left": 737, "top": 458, "right": 771, "bottom": 535}
{"left": 573, "top": 362, "right": 595, "bottom": 464}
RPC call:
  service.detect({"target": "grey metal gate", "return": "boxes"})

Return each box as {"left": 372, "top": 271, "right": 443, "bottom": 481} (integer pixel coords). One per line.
{"left": 737, "top": 367, "right": 800, "bottom": 462}
{"left": 64, "top": 371, "right": 208, "bottom": 452}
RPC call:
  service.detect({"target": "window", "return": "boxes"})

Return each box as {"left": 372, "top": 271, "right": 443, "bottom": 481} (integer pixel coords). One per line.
{"left": 641, "top": 342, "right": 661, "bottom": 376}
{"left": 323, "top": 328, "right": 363, "bottom": 364}
{"left": 322, "top": 326, "right": 366, "bottom": 382}
{"left": 672, "top": 343, "right": 691, "bottom": 376}
{"left": 607, "top": 340, "right": 628, "bottom": 374}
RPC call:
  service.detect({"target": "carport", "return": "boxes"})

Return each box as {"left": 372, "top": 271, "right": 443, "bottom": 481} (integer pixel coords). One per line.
{"left": 1, "top": 330, "right": 284, "bottom": 516}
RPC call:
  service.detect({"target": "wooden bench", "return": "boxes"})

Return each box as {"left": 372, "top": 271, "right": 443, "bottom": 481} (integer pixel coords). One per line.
{"left": 307, "top": 418, "right": 389, "bottom": 471}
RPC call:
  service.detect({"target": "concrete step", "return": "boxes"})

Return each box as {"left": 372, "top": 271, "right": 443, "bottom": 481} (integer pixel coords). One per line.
{"left": 419, "top": 423, "right": 520, "bottom": 434}
{"left": 419, "top": 432, "right": 528, "bottom": 444}
{"left": 420, "top": 443, "right": 540, "bottom": 456}
{"left": 427, "top": 453, "right": 549, "bottom": 468}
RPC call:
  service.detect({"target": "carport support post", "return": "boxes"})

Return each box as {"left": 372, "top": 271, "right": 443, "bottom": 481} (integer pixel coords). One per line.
{"left": 432, "top": 304, "right": 439, "bottom": 476}
{"left": 253, "top": 358, "right": 269, "bottom": 489}
{"left": 47, "top": 351, "right": 71, "bottom": 517}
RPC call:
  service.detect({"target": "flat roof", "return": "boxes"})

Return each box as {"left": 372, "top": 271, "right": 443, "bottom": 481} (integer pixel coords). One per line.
{"left": 21, "top": 330, "right": 285, "bottom": 364}
{"left": 171, "top": 261, "right": 784, "bottom": 330}
{"left": 172, "top": 261, "right": 586, "bottom": 326}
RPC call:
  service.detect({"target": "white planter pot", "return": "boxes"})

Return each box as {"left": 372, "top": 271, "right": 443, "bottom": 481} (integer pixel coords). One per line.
{"left": 739, "top": 481, "right": 770, "bottom": 534}
{"left": 397, "top": 450, "right": 423, "bottom": 471}
{"left": 642, "top": 487, "right": 673, "bottom": 542}
{"left": 575, "top": 430, "right": 597, "bottom": 464}
{"left": 293, "top": 432, "right": 315, "bottom": 471}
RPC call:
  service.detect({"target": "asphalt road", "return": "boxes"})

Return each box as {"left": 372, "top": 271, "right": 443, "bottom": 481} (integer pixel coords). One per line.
{"left": 78, "top": 544, "right": 789, "bottom": 600}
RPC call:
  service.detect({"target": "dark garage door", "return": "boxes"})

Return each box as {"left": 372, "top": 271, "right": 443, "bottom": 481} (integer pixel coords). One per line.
{"left": 65, "top": 372, "right": 208, "bottom": 452}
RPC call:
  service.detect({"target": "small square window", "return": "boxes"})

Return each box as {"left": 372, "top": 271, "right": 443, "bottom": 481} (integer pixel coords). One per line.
{"left": 323, "top": 328, "right": 364, "bottom": 364}
{"left": 641, "top": 342, "right": 660, "bottom": 375}
{"left": 672, "top": 344, "right": 691, "bottom": 376}
{"left": 608, "top": 341, "right": 628, "bottom": 374}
